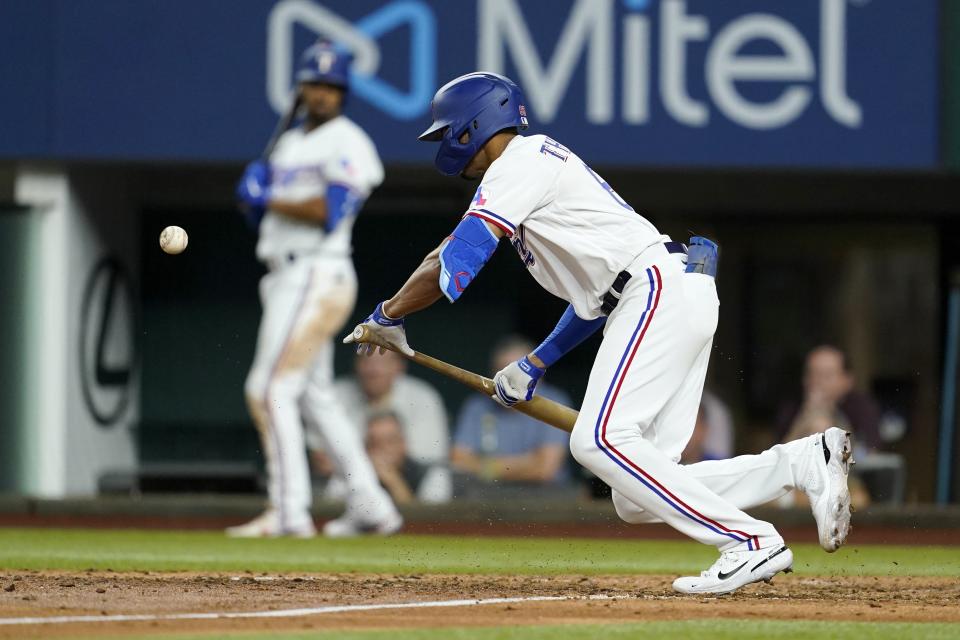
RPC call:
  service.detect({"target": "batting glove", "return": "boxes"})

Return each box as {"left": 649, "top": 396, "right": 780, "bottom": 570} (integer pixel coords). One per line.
{"left": 492, "top": 356, "right": 545, "bottom": 407}
{"left": 343, "top": 301, "right": 415, "bottom": 357}
{"left": 237, "top": 160, "right": 271, "bottom": 209}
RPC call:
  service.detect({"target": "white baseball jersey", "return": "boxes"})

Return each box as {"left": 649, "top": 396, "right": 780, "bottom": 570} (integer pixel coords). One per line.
{"left": 465, "top": 134, "right": 668, "bottom": 319}
{"left": 257, "top": 115, "right": 384, "bottom": 263}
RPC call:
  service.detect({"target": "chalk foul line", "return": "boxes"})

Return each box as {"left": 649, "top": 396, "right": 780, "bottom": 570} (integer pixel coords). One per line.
{"left": 0, "top": 594, "right": 624, "bottom": 626}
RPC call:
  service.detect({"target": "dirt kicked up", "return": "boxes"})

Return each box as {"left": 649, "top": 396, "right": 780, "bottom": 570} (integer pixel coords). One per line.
{"left": 1, "top": 571, "right": 958, "bottom": 639}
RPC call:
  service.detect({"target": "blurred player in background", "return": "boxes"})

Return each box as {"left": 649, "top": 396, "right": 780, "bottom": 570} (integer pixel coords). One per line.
{"left": 230, "top": 42, "right": 402, "bottom": 538}
{"left": 346, "top": 72, "right": 853, "bottom": 594}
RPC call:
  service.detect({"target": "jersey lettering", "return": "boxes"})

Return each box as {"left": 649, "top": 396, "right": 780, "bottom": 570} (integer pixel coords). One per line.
{"left": 582, "top": 162, "right": 634, "bottom": 212}
{"left": 539, "top": 137, "right": 570, "bottom": 162}
{"left": 511, "top": 225, "right": 536, "bottom": 267}
{"left": 272, "top": 164, "right": 324, "bottom": 187}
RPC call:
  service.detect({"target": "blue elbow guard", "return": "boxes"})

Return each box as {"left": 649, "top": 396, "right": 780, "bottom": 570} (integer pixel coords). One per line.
{"left": 533, "top": 304, "right": 606, "bottom": 367}
{"left": 439, "top": 215, "right": 499, "bottom": 302}
{"left": 325, "top": 184, "right": 363, "bottom": 233}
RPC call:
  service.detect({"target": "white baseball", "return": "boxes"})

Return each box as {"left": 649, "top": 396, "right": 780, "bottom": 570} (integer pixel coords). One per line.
{"left": 159, "top": 225, "right": 188, "bottom": 255}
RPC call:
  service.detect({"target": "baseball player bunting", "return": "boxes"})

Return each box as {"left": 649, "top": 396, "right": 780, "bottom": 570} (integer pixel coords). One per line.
{"left": 231, "top": 43, "right": 401, "bottom": 539}
{"left": 345, "top": 72, "right": 853, "bottom": 593}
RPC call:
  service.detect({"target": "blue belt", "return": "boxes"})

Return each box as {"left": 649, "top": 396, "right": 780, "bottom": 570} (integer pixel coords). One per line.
{"left": 664, "top": 241, "right": 688, "bottom": 256}
{"left": 600, "top": 242, "right": 688, "bottom": 316}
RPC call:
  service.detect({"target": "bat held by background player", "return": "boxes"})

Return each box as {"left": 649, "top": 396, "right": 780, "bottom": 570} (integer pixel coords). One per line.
{"left": 262, "top": 90, "right": 303, "bottom": 161}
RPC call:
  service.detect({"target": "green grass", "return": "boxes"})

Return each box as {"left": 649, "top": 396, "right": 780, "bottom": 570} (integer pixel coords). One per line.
{"left": 69, "top": 620, "right": 960, "bottom": 640}
{"left": 0, "top": 528, "right": 957, "bottom": 577}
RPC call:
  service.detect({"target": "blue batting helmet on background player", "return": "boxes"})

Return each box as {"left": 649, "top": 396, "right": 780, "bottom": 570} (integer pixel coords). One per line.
{"left": 296, "top": 42, "right": 352, "bottom": 90}
{"left": 418, "top": 72, "right": 529, "bottom": 176}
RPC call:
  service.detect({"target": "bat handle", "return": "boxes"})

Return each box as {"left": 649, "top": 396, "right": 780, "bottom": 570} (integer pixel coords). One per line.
{"left": 352, "top": 324, "right": 409, "bottom": 358}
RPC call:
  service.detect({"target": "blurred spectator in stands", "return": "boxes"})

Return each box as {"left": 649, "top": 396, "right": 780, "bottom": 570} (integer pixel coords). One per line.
{"left": 364, "top": 411, "right": 447, "bottom": 504}
{"left": 776, "top": 345, "right": 882, "bottom": 453}
{"left": 775, "top": 344, "right": 878, "bottom": 508}
{"left": 681, "top": 390, "right": 734, "bottom": 464}
{"left": 308, "top": 350, "right": 451, "bottom": 503}
{"left": 451, "top": 336, "right": 572, "bottom": 488}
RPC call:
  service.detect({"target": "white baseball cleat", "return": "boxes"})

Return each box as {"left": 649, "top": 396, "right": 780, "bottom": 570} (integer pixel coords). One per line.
{"left": 322, "top": 511, "right": 403, "bottom": 538}
{"left": 672, "top": 545, "right": 794, "bottom": 595}
{"left": 803, "top": 427, "right": 854, "bottom": 552}
{"left": 225, "top": 509, "right": 316, "bottom": 539}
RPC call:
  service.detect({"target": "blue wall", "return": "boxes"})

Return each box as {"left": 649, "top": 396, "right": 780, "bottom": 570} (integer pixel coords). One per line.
{"left": 0, "top": 0, "right": 939, "bottom": 168}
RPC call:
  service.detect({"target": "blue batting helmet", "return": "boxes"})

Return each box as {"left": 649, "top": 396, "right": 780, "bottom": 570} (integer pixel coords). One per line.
{"left": 296, "top": 42, "right": 352, "bottom": 90}
{"left": 418, "top": 72, "right": 529, "bottom": 176}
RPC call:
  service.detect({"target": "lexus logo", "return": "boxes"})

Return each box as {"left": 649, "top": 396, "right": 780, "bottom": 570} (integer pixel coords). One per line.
{"left": 79, "top": 257, "right": 137, "bottom": 426}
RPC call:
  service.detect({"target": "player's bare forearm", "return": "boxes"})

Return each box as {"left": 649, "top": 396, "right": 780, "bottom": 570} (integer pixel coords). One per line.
{"left": 383, "top": 244, "right": 444, "bottom": 317}
{"left": 268, "top": 197, "right": 327, "bottom": 224}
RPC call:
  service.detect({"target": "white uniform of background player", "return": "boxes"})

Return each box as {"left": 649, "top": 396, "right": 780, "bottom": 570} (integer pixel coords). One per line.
{"left": 231, "top": 43, "right": 402, "bottom": 538}
{"left": 347, "top": 72, "right": 853, "bottom": 593}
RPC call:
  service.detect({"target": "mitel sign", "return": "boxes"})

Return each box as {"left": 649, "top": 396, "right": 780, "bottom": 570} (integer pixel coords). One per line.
{"left": 266, "top": 0, "right": 936, "bottom": 167}
{"left": 269, "top": 0, "right": 865, "bottom": 129}
{"left": 479, "top": 0, "right": 861, "bottom": 130}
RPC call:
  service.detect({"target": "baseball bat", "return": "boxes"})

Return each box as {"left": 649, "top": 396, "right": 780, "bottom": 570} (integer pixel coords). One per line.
{"left": 351, "top": 325, "right": 578, "bottom": 433}
{"left": 261, "top": 90, "right": 302, "bottom": 161}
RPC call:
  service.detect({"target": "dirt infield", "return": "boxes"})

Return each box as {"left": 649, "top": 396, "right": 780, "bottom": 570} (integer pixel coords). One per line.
{"left": 1, "top": 571, "right": 958, "bottom": 638}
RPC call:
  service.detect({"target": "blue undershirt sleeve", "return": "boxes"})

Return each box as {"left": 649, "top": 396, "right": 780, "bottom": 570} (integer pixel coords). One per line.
{"left": 533, "top": 304, "right": 606, "bottom": 367}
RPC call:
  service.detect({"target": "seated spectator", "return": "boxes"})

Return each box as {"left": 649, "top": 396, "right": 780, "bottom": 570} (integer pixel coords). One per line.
{"left": 452, "top": 336, "right": 572, "bottom": 487}
{"left": 680, "top": 390, "right": 734, "bottom": 464}
{"left": 307, "top": 350, "right": 451, "bottom": 503}
{"left": 775, "top": 344, "right": 877, "bottom": 509}
{"left": 365, "top": 411, "right": 448, "bottom": 505}
{"left": 776, "top": 345, "right": 882, "bottom": 453}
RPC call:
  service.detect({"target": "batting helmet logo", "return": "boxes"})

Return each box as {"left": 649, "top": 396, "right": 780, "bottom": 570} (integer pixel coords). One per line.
{"left": 317, "top": 50, "right": 335, "bottom": 73}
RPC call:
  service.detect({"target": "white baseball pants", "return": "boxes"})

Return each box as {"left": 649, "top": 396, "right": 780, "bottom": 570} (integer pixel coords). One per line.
{"left": 569, "top": 245, "right": 784, "bottom": 552}
{"left": 244, "top": 255, "right": 398, "bottom": 530}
